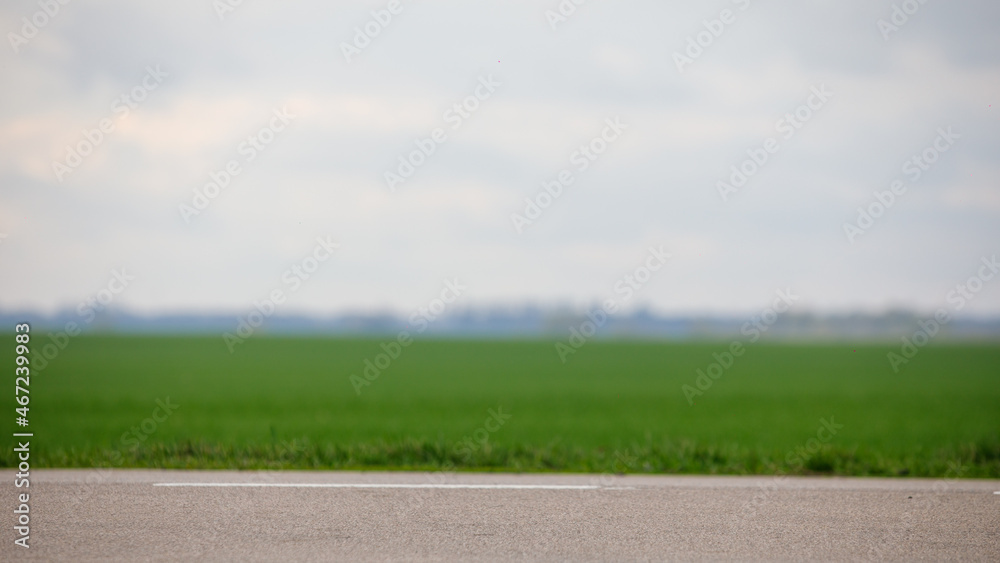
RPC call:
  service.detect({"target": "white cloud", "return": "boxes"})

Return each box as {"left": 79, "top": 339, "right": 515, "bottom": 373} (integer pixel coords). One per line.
{"left": 1, "top": 0, "right": 999, "bottom": 316}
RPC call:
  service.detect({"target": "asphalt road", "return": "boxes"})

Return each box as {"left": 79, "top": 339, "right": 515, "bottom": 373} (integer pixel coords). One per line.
{"left": 3, "top": 469, "right": 998, "bottom": 561}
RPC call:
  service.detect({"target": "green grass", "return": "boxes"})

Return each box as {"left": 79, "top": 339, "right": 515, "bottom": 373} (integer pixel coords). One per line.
{"left": 2, "top": 334, "right": 998, "bottom": 477}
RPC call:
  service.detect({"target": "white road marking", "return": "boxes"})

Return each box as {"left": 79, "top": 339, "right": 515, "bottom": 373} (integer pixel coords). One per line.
{"left": 154, "top": 482, "right": 605, "bottom": 490}
{"left": 994, "top": 491, "right": 1000, "bottom": 495}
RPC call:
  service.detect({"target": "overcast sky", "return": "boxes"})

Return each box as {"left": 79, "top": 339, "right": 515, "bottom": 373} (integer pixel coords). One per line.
{"left": 1, "top": 0, "right": 998, "bottom": 317}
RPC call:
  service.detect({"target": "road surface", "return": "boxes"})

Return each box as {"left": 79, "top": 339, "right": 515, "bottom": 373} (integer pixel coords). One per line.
{"left": 3, "top": 469, "right": 998, "bottom": 561}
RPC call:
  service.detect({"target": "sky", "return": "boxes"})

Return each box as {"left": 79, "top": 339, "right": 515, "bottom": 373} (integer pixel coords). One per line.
{"left": 1, "top": 0, "right": 999, "bottom": 318}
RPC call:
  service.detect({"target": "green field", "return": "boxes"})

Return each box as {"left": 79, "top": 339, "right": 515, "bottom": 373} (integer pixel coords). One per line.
{"left": 3, "top": 334, "right": 998, "bottom": 477}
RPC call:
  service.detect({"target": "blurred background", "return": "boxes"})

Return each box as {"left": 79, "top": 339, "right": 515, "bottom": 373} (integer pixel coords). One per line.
{"left": 1, "top": 0, "right": 999, "bottom": 337}
{"left": 2, "top": 0, "right": 999, "bottom": 484}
